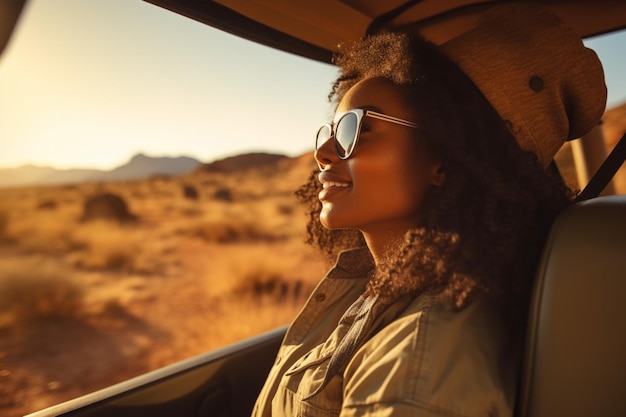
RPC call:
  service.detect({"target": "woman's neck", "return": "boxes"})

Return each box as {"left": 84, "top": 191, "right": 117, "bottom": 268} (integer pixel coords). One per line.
{"left": 362, "top": 229, "right": 404, "bottom": 266}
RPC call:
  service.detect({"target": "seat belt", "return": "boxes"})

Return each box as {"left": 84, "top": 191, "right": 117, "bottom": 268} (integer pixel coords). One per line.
{"left": 574, "top": 131, "right": 626, "bottom": 203}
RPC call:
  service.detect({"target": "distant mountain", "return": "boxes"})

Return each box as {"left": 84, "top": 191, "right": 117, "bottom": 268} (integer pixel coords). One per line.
{"left": 198, "top": 152, "right": 289, "bottom": 173}
{"left": 102, "top": 153, "right": 201, "bottom": 181}
{"left": 0, "top": 153, "right": 201, "bottom": 188}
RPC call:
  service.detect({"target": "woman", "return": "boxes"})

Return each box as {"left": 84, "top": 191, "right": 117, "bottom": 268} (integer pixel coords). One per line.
{"left": 253, "top": 4, "right": 606, "bottom": 417}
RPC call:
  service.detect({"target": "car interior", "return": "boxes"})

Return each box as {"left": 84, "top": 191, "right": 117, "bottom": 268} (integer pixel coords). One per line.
{"left": 1, "top": 1, "right": 623, "bottom": 416}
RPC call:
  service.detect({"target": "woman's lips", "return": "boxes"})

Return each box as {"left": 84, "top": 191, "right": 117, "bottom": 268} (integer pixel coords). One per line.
{"left": 319, "top": 181, "right": 351, "bottom": 200}
{"left": 322, "top": 181, "right": 351, "bottom": 190}
{"left": 318, "top": 171, "right": 352, "bottom": 201}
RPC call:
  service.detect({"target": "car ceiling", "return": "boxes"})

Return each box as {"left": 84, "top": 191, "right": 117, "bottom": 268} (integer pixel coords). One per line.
{"left": 144, "top": 0, "right": 626, "bottom": 63}
{"left": 0, "top": 0, "right": 27, "bottom": 56}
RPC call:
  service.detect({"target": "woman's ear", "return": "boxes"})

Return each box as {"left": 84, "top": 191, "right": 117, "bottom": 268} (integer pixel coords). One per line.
{"left": 432, "top": 163, "right": 446, "bottom": 186}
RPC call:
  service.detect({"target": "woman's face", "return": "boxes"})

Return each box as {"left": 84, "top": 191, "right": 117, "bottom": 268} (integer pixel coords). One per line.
{"left": 314, "top": 77, "right": 442, "bottom": 243}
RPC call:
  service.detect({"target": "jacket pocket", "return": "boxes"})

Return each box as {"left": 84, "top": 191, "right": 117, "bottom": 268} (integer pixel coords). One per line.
{"left": 278, "top": 348, "right": 343, "bottom": 416}
{"left": 284, "top": 349, "right": 332, "bottom": 376}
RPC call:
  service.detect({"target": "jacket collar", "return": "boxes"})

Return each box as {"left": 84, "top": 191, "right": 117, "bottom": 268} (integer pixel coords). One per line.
{"left": 327, "top": 247, "right": 375, "bottom": 279}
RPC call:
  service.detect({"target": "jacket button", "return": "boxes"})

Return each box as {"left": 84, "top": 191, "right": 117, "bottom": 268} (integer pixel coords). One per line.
{"left": 315, "top": 293, "right": 326, "bottom": 302}
{"left": 529, "top": 76, "right": 544, "bottom": 92}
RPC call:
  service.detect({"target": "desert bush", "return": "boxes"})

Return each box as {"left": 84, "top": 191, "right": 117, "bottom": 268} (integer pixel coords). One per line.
{"left": 70, "top": 221, "right": 141, "bottom": 271}
{"left": 81, "top": 193, "right": 137, "bottom": 224}
{"left": 36, "top": 199, "right": 58, "bottom": 210}
{"left": 193, "top": 218, "right": 280, "bottom": 243}
{"left": 0, "top": 258, "right": 84, "bottom": 323}
{"left": 220, "top": 253, "right": 305, "bottom": 303}
{"left": 213, "top": 188, "right": 233, "bottom": 202}
{"left": 182, "top": 184, "right": 199, "bottom": 200}
{"left": 276, "top": 202, "right": 295, "bottom": 216}
{"left": 6, "top": 209, "right": 78, "bottom": 255}
{"left": 179, "top": 204, "right": 203, "bottom": 218}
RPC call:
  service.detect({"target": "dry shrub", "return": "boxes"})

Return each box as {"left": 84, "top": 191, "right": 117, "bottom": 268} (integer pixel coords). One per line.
{"left": 213, "top": 188, "right": 233, "bottom": 202}
{"left": 201, "top": 296, "right": 304, "bottom": 350}
{"left": 81, "top": 192, "right": 137, "bottom": 224}
{"left": 36, "top": 200, "right": 58, "bottom": 210}
{"left": 6, "top": 209, "right": 79, "bottom": 255}
{"left": 193, "top": 218, "right": 280, "bottom": 243}
{"left": 0, "top": 258, "right": 84, "bottom": 323}
{"left": 182, "top": 184, "right": 199, "bottom": 200}
{"left": 179, "top": 204, "right": 203, "bottom": 218}
{"left": 180, "top": 199, "right": 297, "bottom": 243}
{"left": 194, "top": 251, "right": 311, "bottom": 346}
{"left": 70, "top": 221, "right": 141, "bottom": 271}
{"left": 16, "top": 226, "right": 69, "bottom": 255}
{"left": 220, "top": 252, "right": 305, "bottom": 303}
{"left": 276, "top": 203, "right": 295, "bottom": 216}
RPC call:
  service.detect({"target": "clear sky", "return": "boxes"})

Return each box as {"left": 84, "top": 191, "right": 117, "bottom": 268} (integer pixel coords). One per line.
{"left": 1, "top": 0, "right": 625, "bottom": 170}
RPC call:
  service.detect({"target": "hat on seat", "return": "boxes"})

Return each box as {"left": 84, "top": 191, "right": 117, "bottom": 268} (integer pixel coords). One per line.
{"left": 440, "top": 3, "right": 607, "bottom": 167}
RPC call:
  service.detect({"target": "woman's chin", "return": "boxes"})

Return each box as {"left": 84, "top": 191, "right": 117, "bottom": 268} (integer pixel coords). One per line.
{"left": 320, "top": 205, "right": 360, "bottom": 230}
{"left": 319, "top": 212, "right": 341, "bottom": 230}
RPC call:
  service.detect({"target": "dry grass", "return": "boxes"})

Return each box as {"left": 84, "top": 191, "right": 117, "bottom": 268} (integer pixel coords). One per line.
{"left": 0, "top": 160, "right": 327, "bottom": 417}
{"left": 0, "top": 258, "right": 84, "bottom": 323}
{"left": 68, "top": 221, "right": 142, "bottom": 271}
{"left": 192, "top": 217, "right": 280, "bottom": 243}
{"left": 1, "top": 196, "right": 81, "bottom": 253}
{"left": 221, "top": 250, "right": 305, "bottom": 298}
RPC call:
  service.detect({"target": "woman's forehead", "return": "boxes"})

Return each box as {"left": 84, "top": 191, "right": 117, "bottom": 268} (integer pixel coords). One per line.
{"left": 336, "top": 78, "right": 414, "bottom": 120}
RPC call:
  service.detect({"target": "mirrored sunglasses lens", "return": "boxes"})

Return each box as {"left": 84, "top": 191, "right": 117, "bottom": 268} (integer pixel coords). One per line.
{"left": 335, "top": 112, "right": 358, "bottom": 158}
{"left": 316, "top": 125, "right": 332, "bottom": 150}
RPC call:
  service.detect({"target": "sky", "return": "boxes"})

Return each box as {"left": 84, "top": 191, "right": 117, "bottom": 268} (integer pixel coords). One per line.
{"left": 1, "top": 0, "right": 625, "bottom": 170}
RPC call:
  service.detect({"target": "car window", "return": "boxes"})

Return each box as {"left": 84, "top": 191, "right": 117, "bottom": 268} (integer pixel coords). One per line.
{"left": 0, "top": 1, "right": 337, "bottom": 415}
{"left": 554, "top": 28, "right": 626, "bottom": 193}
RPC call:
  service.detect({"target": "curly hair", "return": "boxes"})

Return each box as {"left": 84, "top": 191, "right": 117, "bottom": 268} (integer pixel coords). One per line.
{"left": 296, "top": 31, "right": 574, "bottom": 320}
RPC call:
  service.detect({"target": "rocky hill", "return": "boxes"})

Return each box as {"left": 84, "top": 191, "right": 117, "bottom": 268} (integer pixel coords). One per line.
{"left": 198, "top": 152, "right": 289, "bottom": 173}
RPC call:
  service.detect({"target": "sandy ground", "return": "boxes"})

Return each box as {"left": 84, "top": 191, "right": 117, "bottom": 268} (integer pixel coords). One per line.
{"left": 0, "top": 239, "right": 327, "bottom": 417}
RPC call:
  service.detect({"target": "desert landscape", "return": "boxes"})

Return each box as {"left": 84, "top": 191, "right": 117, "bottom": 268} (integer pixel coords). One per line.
{"left": 0, "top": 102, "right": 624, "bottom": 417}
{"left": 0, "top": 152, "right": 329, "bottom": 416}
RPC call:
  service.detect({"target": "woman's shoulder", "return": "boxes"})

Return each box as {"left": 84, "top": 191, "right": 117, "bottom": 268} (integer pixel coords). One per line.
{"left": 344, "top": 296, "right": 519, "bottom": 415}
{"left": 364, "top": 296, "right": 510, "bottom": 356}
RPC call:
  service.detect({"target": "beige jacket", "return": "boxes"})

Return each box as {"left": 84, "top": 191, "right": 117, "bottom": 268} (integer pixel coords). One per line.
{"left": 252, "top": 248, "right": 520, "bottom": 417}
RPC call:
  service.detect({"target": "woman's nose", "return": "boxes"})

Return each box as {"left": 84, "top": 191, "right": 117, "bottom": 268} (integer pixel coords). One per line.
{"left": 314, "top": 135, "right": 338, "bottom": 170}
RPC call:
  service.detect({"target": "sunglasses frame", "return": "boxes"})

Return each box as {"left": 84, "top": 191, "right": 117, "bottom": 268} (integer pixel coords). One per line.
{"left": 316, "top": 108, "right": 419, "bottom": 163}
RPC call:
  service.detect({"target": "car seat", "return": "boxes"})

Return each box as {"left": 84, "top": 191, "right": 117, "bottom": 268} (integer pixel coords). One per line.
{"left": 516, "top": 194, "right": 626, "bottom": 417}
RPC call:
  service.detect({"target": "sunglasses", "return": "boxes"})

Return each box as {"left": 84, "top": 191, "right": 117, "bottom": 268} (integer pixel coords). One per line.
{"left": 315, "top": 108, "right": 419, "bottom": 164}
